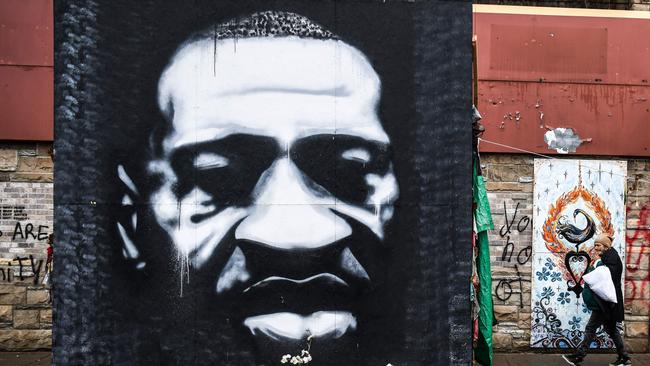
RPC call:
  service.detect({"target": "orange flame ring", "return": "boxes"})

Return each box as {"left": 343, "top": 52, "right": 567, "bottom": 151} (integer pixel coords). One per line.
{"left": 542, "top": 185, "right": 613, "bottom": 254}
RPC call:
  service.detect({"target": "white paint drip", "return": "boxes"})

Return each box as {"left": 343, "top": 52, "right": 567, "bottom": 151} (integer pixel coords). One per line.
{"left": 365, "top": 170, "right": 399, "bottom": 225}
{"left": 117, "top": 222, "right": 139, "bottom": 259}
{"left": 177, "top": 247, "right": 190, "bottom": 298}
{"left": 117, "top": 164, "right": 139, "bottom": 195}
{"left": 131, "top": 213, "right": 137, "bottom": 231}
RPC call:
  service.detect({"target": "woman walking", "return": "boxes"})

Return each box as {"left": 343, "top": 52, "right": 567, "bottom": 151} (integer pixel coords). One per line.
{"left": 563, "top": 234, "right": 630, "bottom": 366}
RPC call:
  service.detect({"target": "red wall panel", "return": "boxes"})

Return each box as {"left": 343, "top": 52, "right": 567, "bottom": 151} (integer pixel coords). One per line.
{"left": 0, "top": 66, "right": 53, "bottom": 141}
{"left": 0, "top": 0, "right": 53, "bottom": 141}
{"left": 474, "top": 6, "right": 650, "bottom": 157}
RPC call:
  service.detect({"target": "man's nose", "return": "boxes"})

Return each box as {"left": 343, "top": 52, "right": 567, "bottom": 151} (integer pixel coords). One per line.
{"left": 235, "top": 158, "right": 351, "bottom": 249}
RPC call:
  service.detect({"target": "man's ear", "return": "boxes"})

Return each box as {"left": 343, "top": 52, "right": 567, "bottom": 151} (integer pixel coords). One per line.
{"left": 117, "top": 164, "right": 146, "bottom": 270}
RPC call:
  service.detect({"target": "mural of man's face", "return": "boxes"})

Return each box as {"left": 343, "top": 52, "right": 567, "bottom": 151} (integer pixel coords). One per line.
{"left": 128, "top": 34, "right": 398, "bottom": 355}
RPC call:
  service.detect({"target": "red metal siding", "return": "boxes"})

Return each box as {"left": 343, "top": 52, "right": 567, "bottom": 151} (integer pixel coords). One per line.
{"left": 0, "top": 0, "right": 53, "bottom": 141}
{"left": 0, "top": 66, "right": 53, "bottom": 141}
{"left": 474, "top": 8, "right": 650, "bottom": 157}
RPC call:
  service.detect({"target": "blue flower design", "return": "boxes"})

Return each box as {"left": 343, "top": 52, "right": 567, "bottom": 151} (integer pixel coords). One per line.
{"left": 581, "top": 302, "right": 591, "bottom": 314}
{"left": 558, "top": 291, "right": 571, "bottom": 305}
{"left": 568, "top": 316, "right": 582, "bottom": 330}
{"left": 550, "top": 271, "right": 562, "bottom": 282}
{"left": 541, "top": 286, "right": 555, "bottom": 299}
{"left": 536, "top": 267, "right": 550, "bottom": 281}
{"left": 545, "top": 258, "right": 555, "bottom": 270}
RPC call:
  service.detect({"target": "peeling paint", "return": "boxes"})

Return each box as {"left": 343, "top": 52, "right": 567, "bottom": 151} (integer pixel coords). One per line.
{"left": 543, "top": 127, "right": 588, "bottom": 154}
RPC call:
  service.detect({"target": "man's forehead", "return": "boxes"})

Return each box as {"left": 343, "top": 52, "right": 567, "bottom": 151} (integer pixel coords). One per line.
{"left": 157, "top": 36, "right": 388, "bottom": 150}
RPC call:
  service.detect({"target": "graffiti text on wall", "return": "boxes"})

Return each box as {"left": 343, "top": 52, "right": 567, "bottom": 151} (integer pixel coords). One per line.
{"left": 494, "top": 264, "right": 531, "bottom": 307}
{"left": 0, "top": 206, "right": 28, "bottom": 220}
{"left": 0, "top": 256, "right": 44, "bottom": 284}
{"left": 499, "top": 201, "right": 532, "bottom": 265}
{"left": 494, "top": 201, "right": 532, "bottom": 308}
{"left": 0, "top": 222, "right": 50, "bottom": 241}
{"left": 0, "top": 205, "right": 49, "bottom": 240}
{"left": 626, "top": 204, "right": 650, "bottom": 301}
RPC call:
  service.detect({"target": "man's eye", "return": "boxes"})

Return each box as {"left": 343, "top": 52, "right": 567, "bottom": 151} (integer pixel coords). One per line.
{"left": 194, "top": 153, "right": 229, "bottom": 170}
{"left": 341, "top": 148, "right": 371, "bottom": 163}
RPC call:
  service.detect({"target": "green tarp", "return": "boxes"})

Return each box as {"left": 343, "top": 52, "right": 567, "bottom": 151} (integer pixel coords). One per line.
{"left": 474, "top": 161, "right": 494, "bottom": 232}
{"left": 474, "top": 159, "right": 494, "bottom": 366}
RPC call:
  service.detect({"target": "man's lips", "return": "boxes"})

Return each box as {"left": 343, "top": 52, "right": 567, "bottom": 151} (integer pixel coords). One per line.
{"left": 225, "top": 272, "right": 358, "bottom": 317}
{"left": 243, "top": 273, "right": 349, "bottom": 292}
{"left": 243, "top": 311, "right": 357, "bottom": 341}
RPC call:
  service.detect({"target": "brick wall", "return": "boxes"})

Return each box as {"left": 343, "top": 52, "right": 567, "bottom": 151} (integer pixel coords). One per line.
{"left": 0, "top": 142, "right": 52, "bottom": 350}
{"left": 483, "top": 153, "right": 650, "bottom": 352}
{"left": 0, "top": 143, "right": 53, "bottom": 183}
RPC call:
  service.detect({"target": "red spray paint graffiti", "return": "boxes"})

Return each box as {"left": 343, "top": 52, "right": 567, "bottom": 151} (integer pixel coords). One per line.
{"left": 625, "top": 205, "right": 650, "bottom": 301}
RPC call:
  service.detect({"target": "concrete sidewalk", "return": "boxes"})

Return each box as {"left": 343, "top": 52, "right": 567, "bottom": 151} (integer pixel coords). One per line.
{"left": 495, "top": 353, "right": 650, "bottom": 366}
{"left": 0, "top": 352, "right": 50, "bottom": 366}
{"left": 2, "top": 352, "right": 650, "bottom": 365}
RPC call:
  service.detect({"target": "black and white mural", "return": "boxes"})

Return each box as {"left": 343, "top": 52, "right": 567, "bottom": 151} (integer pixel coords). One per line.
{"left": 54, "top": 1, "right": 472, "bottom": 365}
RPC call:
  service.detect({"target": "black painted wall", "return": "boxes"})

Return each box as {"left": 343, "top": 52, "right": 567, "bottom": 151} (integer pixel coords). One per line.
{"left": 54, "top": 1, "right": 472, "bottom": 365}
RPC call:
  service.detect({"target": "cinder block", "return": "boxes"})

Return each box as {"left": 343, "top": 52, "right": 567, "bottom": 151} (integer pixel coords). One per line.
{"left": 0, "top": 150, "right": 18, "bottom": 172}
{"left": 13, "top": 309, "right": 39, "bottom": 329}
{"left": 0, "top": 306, "right": 12, "bottom": 323}
{"left": 626, "top": 321, "right": 649, "bottom": 338}
{"left": 0, "top": 329, "right": 51, "bottom": 350}
{"left": 26, "top": 290, "right": 49, "bottom": 305}
{"left": 0, "top": 285, "right": 26, "bottom": 305}
{"left": 39, "top": 309, "right": 52, "bottom": 325}
{"left": 492, "top": 332, "right": 513, "bottom": 349}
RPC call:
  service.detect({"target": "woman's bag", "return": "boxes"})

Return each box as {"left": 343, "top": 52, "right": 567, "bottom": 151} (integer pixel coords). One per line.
{"left": 583, "top": 265, "right": 617, "bottom": 303}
